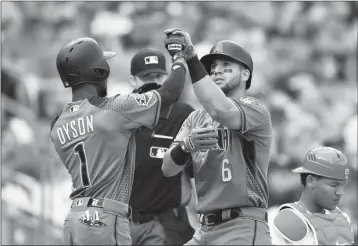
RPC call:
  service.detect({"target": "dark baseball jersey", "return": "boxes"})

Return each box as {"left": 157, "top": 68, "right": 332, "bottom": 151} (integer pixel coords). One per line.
{"left": 180, "top": 96, "right": 272, "bottom": 214}
{"left": 50, "top": 92, "right": 161, "bottom": 203}
{"left": 130, "top": 102, "right": 194, "bottom": 213}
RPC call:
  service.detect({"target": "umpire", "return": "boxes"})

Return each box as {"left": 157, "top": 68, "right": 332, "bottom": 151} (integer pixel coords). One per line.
{"left": 128, "top": 48, "right": 196, "bottom": 245}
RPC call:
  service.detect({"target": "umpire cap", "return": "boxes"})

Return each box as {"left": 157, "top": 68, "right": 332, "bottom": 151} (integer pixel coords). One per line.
{"left": 200, "top": 40, "right": 253, "bottom": 90}
{"left": 56, "top": 37, "right": 116, "bottom": 88}
{"left": 293, "top": 146, "right": 350, "bottom": 180}
{"left": 130, "top": 48, "right": 168, "bottom": 77}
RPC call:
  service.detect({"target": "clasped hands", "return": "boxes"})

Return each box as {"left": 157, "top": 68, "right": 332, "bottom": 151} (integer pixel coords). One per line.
{"left": 164, "top": 28, "right": 197, "bottom": 63}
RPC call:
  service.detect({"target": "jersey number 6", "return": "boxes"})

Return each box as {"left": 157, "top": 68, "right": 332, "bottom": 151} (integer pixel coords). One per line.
{"left": 74, "top": 142, "right": 91, "bottom": 188}
{"left": 222, "top": 159, "right": 232, "bottom": 182}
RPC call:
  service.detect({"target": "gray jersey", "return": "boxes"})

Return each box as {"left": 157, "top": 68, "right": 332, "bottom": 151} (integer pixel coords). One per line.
{"left": 50, "top": 92, "right": 161, "bottom": 203}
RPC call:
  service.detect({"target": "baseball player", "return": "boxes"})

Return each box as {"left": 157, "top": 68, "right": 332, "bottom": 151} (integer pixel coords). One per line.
{"left": 50, "top": 37, "right": 187, "bottom": 245}
{"left": 127, "top": 48, "right": 196, "bottom": 245}
{"left": 161, "top": 29, "right": 273, "bottom": 245}
{"left": 270, "top": 146, "right": 354, "bottom": 245}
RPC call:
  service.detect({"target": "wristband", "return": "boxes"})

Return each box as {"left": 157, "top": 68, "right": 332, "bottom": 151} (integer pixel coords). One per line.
{"left": 170, "top": 143, "right": 191, "bottom": 166}
{"left": 171, "top": 62, "right": 186, "bottom": 73}
{"left": 186, "top": 56, "right": 208, "bottom": 84}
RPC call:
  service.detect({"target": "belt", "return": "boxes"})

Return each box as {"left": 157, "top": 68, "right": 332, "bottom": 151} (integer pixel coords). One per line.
{"left": 199, "top": 207, "right": 268, "bottom": 226}
{"left": 131, "top": 212, "right": 155, "bottom": 224}
{"left": 131, "top": 207, "right": 183, "bottom": 224}
{"left": 71, "top": 197, "right": 131, "bottom": 218}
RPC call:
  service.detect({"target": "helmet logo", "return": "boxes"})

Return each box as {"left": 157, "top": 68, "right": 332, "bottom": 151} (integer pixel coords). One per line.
{"left": 211, "top": 43, "right": 223, "bottom": 54}
{"left": 345, "top": 169, "right": 349, "bottom": 179}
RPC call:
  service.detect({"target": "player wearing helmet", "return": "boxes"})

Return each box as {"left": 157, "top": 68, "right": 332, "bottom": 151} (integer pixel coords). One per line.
{"left": 271, "top": 146, "right": 354, "bottom": 245}
{"left": 50, "top": 37, "right": 187, "bottom": 245}
{"left": 161, "top": 29, "right": 272, "bottom": 245}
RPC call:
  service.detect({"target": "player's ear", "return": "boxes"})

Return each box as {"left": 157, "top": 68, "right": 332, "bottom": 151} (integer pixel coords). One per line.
{"left": 241, "top": 68, "right": 250, "bottom": 83}
{"left": 306, "top": 174, "right": 316, "bottom": 189}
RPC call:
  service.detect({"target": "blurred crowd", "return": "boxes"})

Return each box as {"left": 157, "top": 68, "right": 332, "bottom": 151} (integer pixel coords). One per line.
{"left": 2, "top": 1, "right": 357, "bottom": 244}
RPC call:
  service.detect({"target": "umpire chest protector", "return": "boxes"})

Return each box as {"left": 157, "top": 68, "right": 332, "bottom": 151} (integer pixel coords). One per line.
{"left": 130, "top": 103, "right": 193, "bottom": 213}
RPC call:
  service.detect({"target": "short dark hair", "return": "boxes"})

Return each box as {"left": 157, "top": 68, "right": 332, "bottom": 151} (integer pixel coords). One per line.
{"left": 300, "top": 173, "right": 321, "bottom": 186}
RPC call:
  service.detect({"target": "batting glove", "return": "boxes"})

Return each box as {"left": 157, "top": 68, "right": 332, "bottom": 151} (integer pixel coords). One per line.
{"left": 164, "top": 28, "right": 197, "bottom": 62}
{"left": 181, "top": 127, "right": 218, "bottom": 153}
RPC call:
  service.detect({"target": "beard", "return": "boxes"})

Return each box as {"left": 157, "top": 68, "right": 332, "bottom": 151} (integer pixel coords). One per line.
{"left": 215, "top": 76, "right": 241, "bottom": 94}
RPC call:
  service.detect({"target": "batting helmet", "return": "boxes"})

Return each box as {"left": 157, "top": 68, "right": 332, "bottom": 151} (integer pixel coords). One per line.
{"left": 56, "top": 37, "right": 116, "bottom": 88}
{"left": 200, "top": 40, "right": 253, "bottom": 90}
{"left": 293, "top": 146, "right": 350, "bottom": 180}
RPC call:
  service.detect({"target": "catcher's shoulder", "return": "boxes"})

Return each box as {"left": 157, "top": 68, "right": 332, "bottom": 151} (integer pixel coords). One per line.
{"left": 273, "top": 208, "right": 308, "bottom": 242}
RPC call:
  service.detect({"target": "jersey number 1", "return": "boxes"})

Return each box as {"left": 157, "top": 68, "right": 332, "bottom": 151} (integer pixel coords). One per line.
{"left": 74, "top": 142, "right": 91, "bottom": 188}
{"left": 222, "top": 159, "right": 232, "bottom": 182}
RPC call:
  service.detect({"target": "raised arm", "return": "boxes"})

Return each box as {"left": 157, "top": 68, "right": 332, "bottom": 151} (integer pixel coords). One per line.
{"left": 187, "top": 57, "right": 242, "bottom": 129}
{"left": 164, "top": 28, "right": 243, "bottom": 129}
{"left": 155, "top": 60, "right": 187, "bottom": 109}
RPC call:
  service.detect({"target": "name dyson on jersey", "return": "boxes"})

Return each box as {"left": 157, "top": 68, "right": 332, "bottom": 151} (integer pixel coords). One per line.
{"left": 56, "top": 115, "right": 95, "bottom": 145}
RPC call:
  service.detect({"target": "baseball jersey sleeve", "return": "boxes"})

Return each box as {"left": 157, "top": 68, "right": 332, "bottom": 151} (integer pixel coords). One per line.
{"left": 230, "top": 97, "right": 272, "bottom": 141}
{"left": 112, "top": 91, "right": 161, "bottom": 129}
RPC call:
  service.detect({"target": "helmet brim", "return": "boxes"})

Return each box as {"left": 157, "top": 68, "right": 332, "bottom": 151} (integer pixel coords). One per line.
{"left": 103, "top": 51, "right": 116, "bottom": 59}
{"left": 200, "top": 53, "right": 237, "bottom": 71}
{"left": 292, "top": 167, "right": 347, "bottom": 180}
{"left": 292, "top": 167, "right": 312, "bottom": 174}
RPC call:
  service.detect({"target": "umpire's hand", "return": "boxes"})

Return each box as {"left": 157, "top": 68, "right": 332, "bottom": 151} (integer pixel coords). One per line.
{"left": 182, "top": 127, "right": 218, "bottom": 152}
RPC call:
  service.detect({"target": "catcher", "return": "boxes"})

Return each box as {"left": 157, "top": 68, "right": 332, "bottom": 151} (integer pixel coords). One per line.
{"left": 271, "top": 146, "right": 354, "bottom": 245}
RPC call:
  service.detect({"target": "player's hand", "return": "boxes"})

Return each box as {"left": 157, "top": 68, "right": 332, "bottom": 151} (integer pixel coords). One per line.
{"left": 164, "top": 28, "right": 197, "bottom": 62}
{"left": 181, "top": 127, "right": 218, "bottom": 152}
{"left": 164, "top": 28, "right": 187, "bottom": 59}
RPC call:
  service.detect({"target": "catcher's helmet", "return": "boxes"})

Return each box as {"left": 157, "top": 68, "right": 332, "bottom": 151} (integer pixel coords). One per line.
{"left": 200, "top": 40, "right": 253, "bottom": 90}
{"left": 293, "top": 146, "right": 349, "bottom": 180}
{"left": 56, "top": 37, "right": 116, "bottom": 88}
